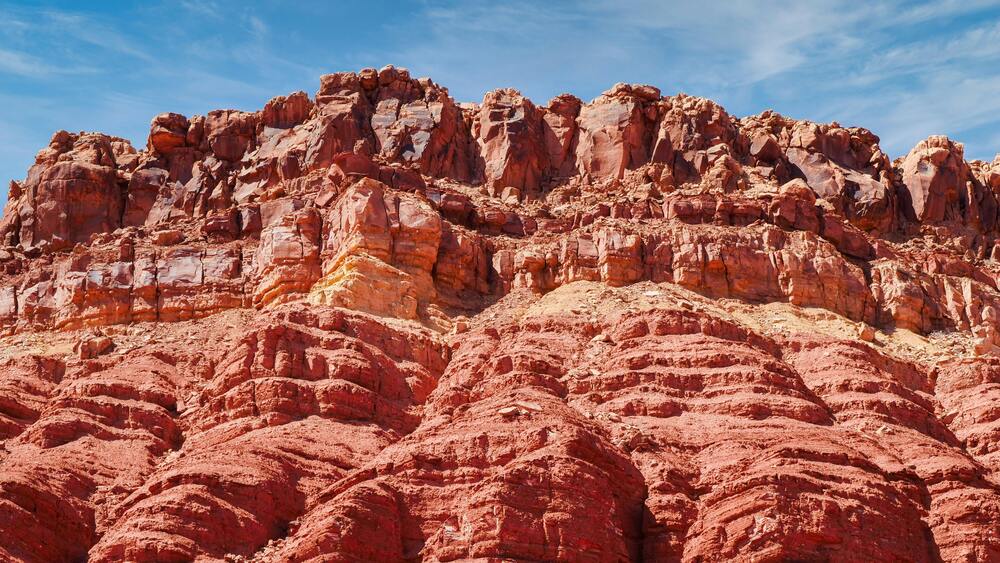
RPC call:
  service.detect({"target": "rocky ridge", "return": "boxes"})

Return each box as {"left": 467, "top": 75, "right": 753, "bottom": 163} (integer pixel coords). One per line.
{"left": 1, "top": 66, "right": 1000, "bottom": 561}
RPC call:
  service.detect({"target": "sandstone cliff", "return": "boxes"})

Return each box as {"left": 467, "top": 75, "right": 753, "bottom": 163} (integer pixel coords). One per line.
{"left": 1, "top": 66, "right": 1000, "bottom": 561}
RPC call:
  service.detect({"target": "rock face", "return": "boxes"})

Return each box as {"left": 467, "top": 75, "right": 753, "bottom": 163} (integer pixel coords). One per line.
{"left": 1, "top": 132, "right": 131, "bottom": 251}
{"left": 900, "top": 135, "right": 1000, "bottom": 235}
{"left": 2, "top": 68, "right": 1000, "bottom": 562}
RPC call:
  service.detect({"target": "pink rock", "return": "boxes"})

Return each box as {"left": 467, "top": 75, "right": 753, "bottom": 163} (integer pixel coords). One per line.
{"left": 474, "top": 89, "right": 548, "bottom": 193}
{"left": 575, "top": 84, "right": 657, "bottom": 179}
{"left": 901, "top": 135, "right": 970, "bottom": 223}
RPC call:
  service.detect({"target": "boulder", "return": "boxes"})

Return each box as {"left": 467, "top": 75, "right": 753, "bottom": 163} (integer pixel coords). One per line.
{"left": 148, "top": 113, "right": 190, "bottom": 154}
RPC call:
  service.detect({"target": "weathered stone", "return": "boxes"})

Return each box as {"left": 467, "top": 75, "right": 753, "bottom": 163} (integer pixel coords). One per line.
{"left": 474, "top": 89, "right": 548, "bottom": 192}
{"left": 148, "top": 113, "right": 190, "bottom": 154}
{"left": 1, "top": 70, "right": 1000, "bottom": 563}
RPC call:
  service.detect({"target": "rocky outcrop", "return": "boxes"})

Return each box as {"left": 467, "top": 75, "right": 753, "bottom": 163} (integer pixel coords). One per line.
{"left": 899, "top": 136, "right": 1000, "bottom": 240}
{"left": 782, "top": 337, "right": 1000, "bottom": 561}
{"left": 252, "top": 208, "right": 322, "bottom": 307}
{"left": 3, "top": 68, "right": 1000, "bottom": 562}
{"left": 740, "top": 112, "right": 898, "bottom": 234}
{"left": 474, "top": 88, "right": 549, "bottom": 195}
{"left": 575, "top": 83, "right": 660, "bottom": 180}
{"left": 309, "top": 178, "right": 443, "bottom": 320}
{"left": 367, "top": 66, "right": 477, "bottom": 182}
{"left": 0, "top": 131, "right": 131, "bottom": 251}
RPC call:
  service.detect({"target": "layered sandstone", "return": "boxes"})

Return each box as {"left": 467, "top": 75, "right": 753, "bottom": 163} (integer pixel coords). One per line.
{"left": 1, "top": 67, "right": 1000, "bottom": 561}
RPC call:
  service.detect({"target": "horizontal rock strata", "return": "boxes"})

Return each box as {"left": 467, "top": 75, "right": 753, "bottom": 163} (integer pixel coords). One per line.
{"left": 2, "top": 67, "right": 1000, "bottom": 561}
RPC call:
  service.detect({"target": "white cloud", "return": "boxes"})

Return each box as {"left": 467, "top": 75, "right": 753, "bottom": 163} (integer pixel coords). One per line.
{"left": 179, "top": 0, "right": 222, "bottom": 19}
{"left": 894, "top": 0, "right": 1000, "bottom": 24}
{"left": 0, "top": 47, "right": 98, "bottom": 77}
{"left": 246, "top": 14, "right": 268, "bottom": 39}
{"left": 0, "top": 48, "right": 56, "bottom": 78}
{"left": 40, "top": 9, "right": 153, "bottom": 61}
{"left": 862, "top": 73, "right": 1000, "bottom": 157}
{"left": 865, "top": 21, "right": 1000, "bottom": 77}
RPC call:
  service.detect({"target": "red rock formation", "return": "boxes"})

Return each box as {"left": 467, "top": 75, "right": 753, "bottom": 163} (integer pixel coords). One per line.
{"left": 1, "top": 131, "right": 130, "bottom": 251}
{"left": 575, "top": 83, "right": 660, "bottom": 180}
{"left": 2, "top": 68, "right": 1000, "bottom": 561}
{"left": 741, "top": 112, "right": 898, "bottom": 234}
{"left": 474, "top": 88, "right": 549, "bottom": 195}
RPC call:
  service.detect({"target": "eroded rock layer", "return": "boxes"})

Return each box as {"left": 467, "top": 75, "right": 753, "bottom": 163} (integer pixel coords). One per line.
{"left": 2, "top": 67, "right": 1000, "bottom": 561}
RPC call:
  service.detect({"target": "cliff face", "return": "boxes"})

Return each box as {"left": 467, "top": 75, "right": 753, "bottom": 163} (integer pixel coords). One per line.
{"left": 1, "top": 66, "right": 1000, "bottom": 562}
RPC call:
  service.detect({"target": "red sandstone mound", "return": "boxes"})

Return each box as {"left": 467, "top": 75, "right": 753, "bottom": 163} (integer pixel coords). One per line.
{"left": 2, "top": 66, "right": 1000, "bottom": 561}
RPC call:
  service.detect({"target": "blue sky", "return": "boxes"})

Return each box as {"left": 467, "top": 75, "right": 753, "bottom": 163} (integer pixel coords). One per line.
{"left": 3, "top": 0, "right": 1000, "bottom": 206}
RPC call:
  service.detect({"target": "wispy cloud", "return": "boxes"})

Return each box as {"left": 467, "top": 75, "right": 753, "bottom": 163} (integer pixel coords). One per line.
{"left": 179, "top": 0, "right": 222, "bottom": 19}
{"left": 0, "top": 48, "right": 57, "bottom": 77}
{"left": 0, "top": 5, "right": 153, "bottom": 80}
{"left": 38, "top": 9, "right": 153, "bottom": 61}
{"left": 863, "top": 21, "right": 1000, "bottom": 78}
{"left": 894, "top": 0, "right": 1000, "bottom": 24}
{"left": 245, "top": 14, "right": 267, "bottom": 39}
{"left": 0, "top": 47, "right": 100, "bottom": 77}
{"left": 580, "top": 0, "right": 872, "bottom": 83}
